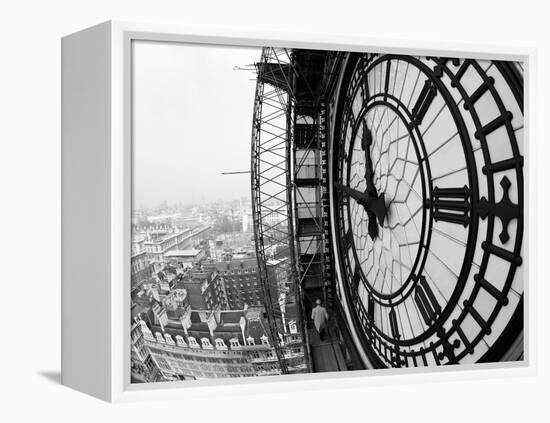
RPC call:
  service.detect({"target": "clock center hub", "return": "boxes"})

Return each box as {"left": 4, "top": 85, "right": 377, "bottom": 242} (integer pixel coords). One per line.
{"left": 345, "top": 101, "right": 431, "bottom": 300}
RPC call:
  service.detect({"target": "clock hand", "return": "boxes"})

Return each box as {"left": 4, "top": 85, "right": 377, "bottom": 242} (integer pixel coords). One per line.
{"left": 368, "top": 192, "right": 387, "bottom": 228}
{"left": 358, "top": 119, "right": 388, "bottom": 240}
{"left": 336, "top": 183, "right": 368, "bottom": 203}
{"left": 334, "top": 183, "right": 387, "bottom": 229}
{"left": 361, "top": 120, "right": 378, "bottom": 197}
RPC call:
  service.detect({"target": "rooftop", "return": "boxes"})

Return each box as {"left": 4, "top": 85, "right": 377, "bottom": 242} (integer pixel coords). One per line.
{"left": 206, "top": 258, "right": 258, "bottom": 272}
{"left": 144, "top": 228, "right": 191, "bottom": 244}
{"left": 164, "top": 249, "right": 202, "bottom": 258}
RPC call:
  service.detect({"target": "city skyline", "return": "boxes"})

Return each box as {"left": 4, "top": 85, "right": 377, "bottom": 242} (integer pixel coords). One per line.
{"left": 133, "top": 195, "right": 252, "bottom": 213}
{"left": 130, "top": 41, "right": 297, "bottom": 382}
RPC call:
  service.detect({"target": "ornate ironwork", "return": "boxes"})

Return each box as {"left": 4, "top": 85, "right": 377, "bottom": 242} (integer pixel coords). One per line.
{"left": 330, "top": 53, "right": 524, "bottom": 368}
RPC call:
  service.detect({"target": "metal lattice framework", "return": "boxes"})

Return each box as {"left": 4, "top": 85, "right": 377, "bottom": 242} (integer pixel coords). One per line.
{"left": 251, "top": 48, "right": 343, "bottom": 374}
{"left": 251, "top": 48, "right": 308, "bottom": 373}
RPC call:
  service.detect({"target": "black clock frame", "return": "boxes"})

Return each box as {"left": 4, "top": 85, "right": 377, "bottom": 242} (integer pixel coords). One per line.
{"left": 330, "top": 53, "right": 524, "bottom": 368}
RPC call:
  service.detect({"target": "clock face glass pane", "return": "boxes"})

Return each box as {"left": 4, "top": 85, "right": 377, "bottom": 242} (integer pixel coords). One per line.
{"left": 331, "top": 54, "right": 524, "bottom": 367}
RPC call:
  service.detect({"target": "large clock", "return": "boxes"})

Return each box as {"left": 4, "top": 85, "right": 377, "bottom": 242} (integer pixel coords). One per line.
{"left": 328, "top": 53, "right": 524, "bottom": 368}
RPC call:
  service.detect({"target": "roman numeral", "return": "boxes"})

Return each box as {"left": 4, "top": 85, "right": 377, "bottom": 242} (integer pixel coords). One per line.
{"left": 410, "top": 80, "right": 437, "bottom": 127}
{"left": 414, "top": 276, "right": 441, "bottom": 325}
{"left": 427, "top": 185, "right": 470, "bottom": 227}
{"left": 389, "top": 308, "right": 400, "bottom": 340}
{"left": 384, "top": 346, "right": 392, "bottom": 365}
{"left": 367, "top": 296, "right": 375, "bottom": 322}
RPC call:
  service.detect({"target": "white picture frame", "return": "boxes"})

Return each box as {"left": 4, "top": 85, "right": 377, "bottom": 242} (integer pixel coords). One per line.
{"left": 61, "top": 20, "right": 537, "bottom": 403}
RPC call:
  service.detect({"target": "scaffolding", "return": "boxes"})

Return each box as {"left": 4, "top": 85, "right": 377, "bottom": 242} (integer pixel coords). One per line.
{"left": 251, "top": 48, "right": 339, "bottom": 373}
{"left": 251, "top": 48, "right": 310, "bottom": 373}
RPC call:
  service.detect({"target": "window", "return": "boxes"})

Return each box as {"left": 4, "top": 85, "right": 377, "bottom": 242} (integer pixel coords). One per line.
{"left": 154, "top": 356, "right": 171, "bottom": 371}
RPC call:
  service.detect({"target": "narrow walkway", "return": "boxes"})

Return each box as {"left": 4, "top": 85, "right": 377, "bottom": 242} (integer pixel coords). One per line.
{"left": 308, "top": 320, "right": 347, "bottom": 372}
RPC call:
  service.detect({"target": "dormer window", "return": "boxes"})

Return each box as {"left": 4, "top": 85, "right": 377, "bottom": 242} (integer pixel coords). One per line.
{"left": 155, "top": 332, "right": 166, "bottom": 344}
{"left": 188, "top": 336, "right": 199, "bottom": 348}
{"left": 260, "top": 335, "right": 269, "bottom": 346}
{"left": 201, "top": 338, "right": 213, "bottom": 349}
{"left": 246, "top": 336, "right": 255, "bottom": 346}
{"left": 215, "top": 338, "right": 227, "bottom": 349}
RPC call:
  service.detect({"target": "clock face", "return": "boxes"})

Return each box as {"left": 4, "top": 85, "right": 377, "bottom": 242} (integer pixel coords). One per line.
{"left": 330, "top": 54, "right": 524, "bottom": 368}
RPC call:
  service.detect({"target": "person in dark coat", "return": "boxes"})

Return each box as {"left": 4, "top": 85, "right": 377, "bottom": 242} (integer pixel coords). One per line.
{"left": 311, "top": 299, "right": 329, "bottom": 341}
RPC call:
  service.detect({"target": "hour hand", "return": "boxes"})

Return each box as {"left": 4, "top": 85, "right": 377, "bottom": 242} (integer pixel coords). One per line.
{"left": 336, "top": 183, "right": 367, "bottom": 203}
{"left": 334, "top": 183, "right": 387, "bottom": 228}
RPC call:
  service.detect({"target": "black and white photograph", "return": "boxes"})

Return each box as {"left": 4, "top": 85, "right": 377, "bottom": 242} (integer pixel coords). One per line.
{"left": 130, "top": 43, "right": 525, "bottom": 383}
{"left": 6, "top": 0, "right": 550, "bottom": 420}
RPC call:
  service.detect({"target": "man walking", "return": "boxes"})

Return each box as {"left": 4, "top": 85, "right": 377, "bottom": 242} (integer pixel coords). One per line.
{"left": 311, "top": 299, "right": 329, "bottom": 341}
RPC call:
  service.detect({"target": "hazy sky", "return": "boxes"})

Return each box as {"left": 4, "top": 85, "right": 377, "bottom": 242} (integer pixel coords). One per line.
{"left": 133, "top": 41, "right": 261, "bottom": 209}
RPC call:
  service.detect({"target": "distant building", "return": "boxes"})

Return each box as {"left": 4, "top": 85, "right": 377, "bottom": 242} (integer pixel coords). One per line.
{"left": 181, "top": 269, "right": 229, "bottom": 310}
{"left": 146, "top": 213, "right": 182, "bottom": 223}
{"left": 143, "top": 225, "right": 212, "bottom": 264}
{"left": 163, "top": 289, "right": 190, "bottom": 312}
{"left": 208, "top": 240, "right": 218, "bottom": 261}
{"left": 131, "top": 237, "right": 146, "bottom": 254}
{"left": 144, "top": 228, "right": 194, "bottom": 263}
{"left": 203, "top": 258, "right": 268, "bottom": 309}
{"left": 163, "top": 249, "right": 205, "bottom": 269}
{"left": 131, "top": 250, "right": 151, "bottom": 290}
{"left": 266, "top": 257, "right": 295, "bottom": 301}
{"left": 131, "top": 305, "right": 306, "bottom": 382}
{"left": 242, "top": 212, "right": 253, "bottom": 233}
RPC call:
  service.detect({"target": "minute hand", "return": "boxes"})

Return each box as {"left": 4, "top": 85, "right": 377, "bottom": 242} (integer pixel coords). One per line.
{"left": 335, "top": 183, "right": 387, "bottom": 226}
